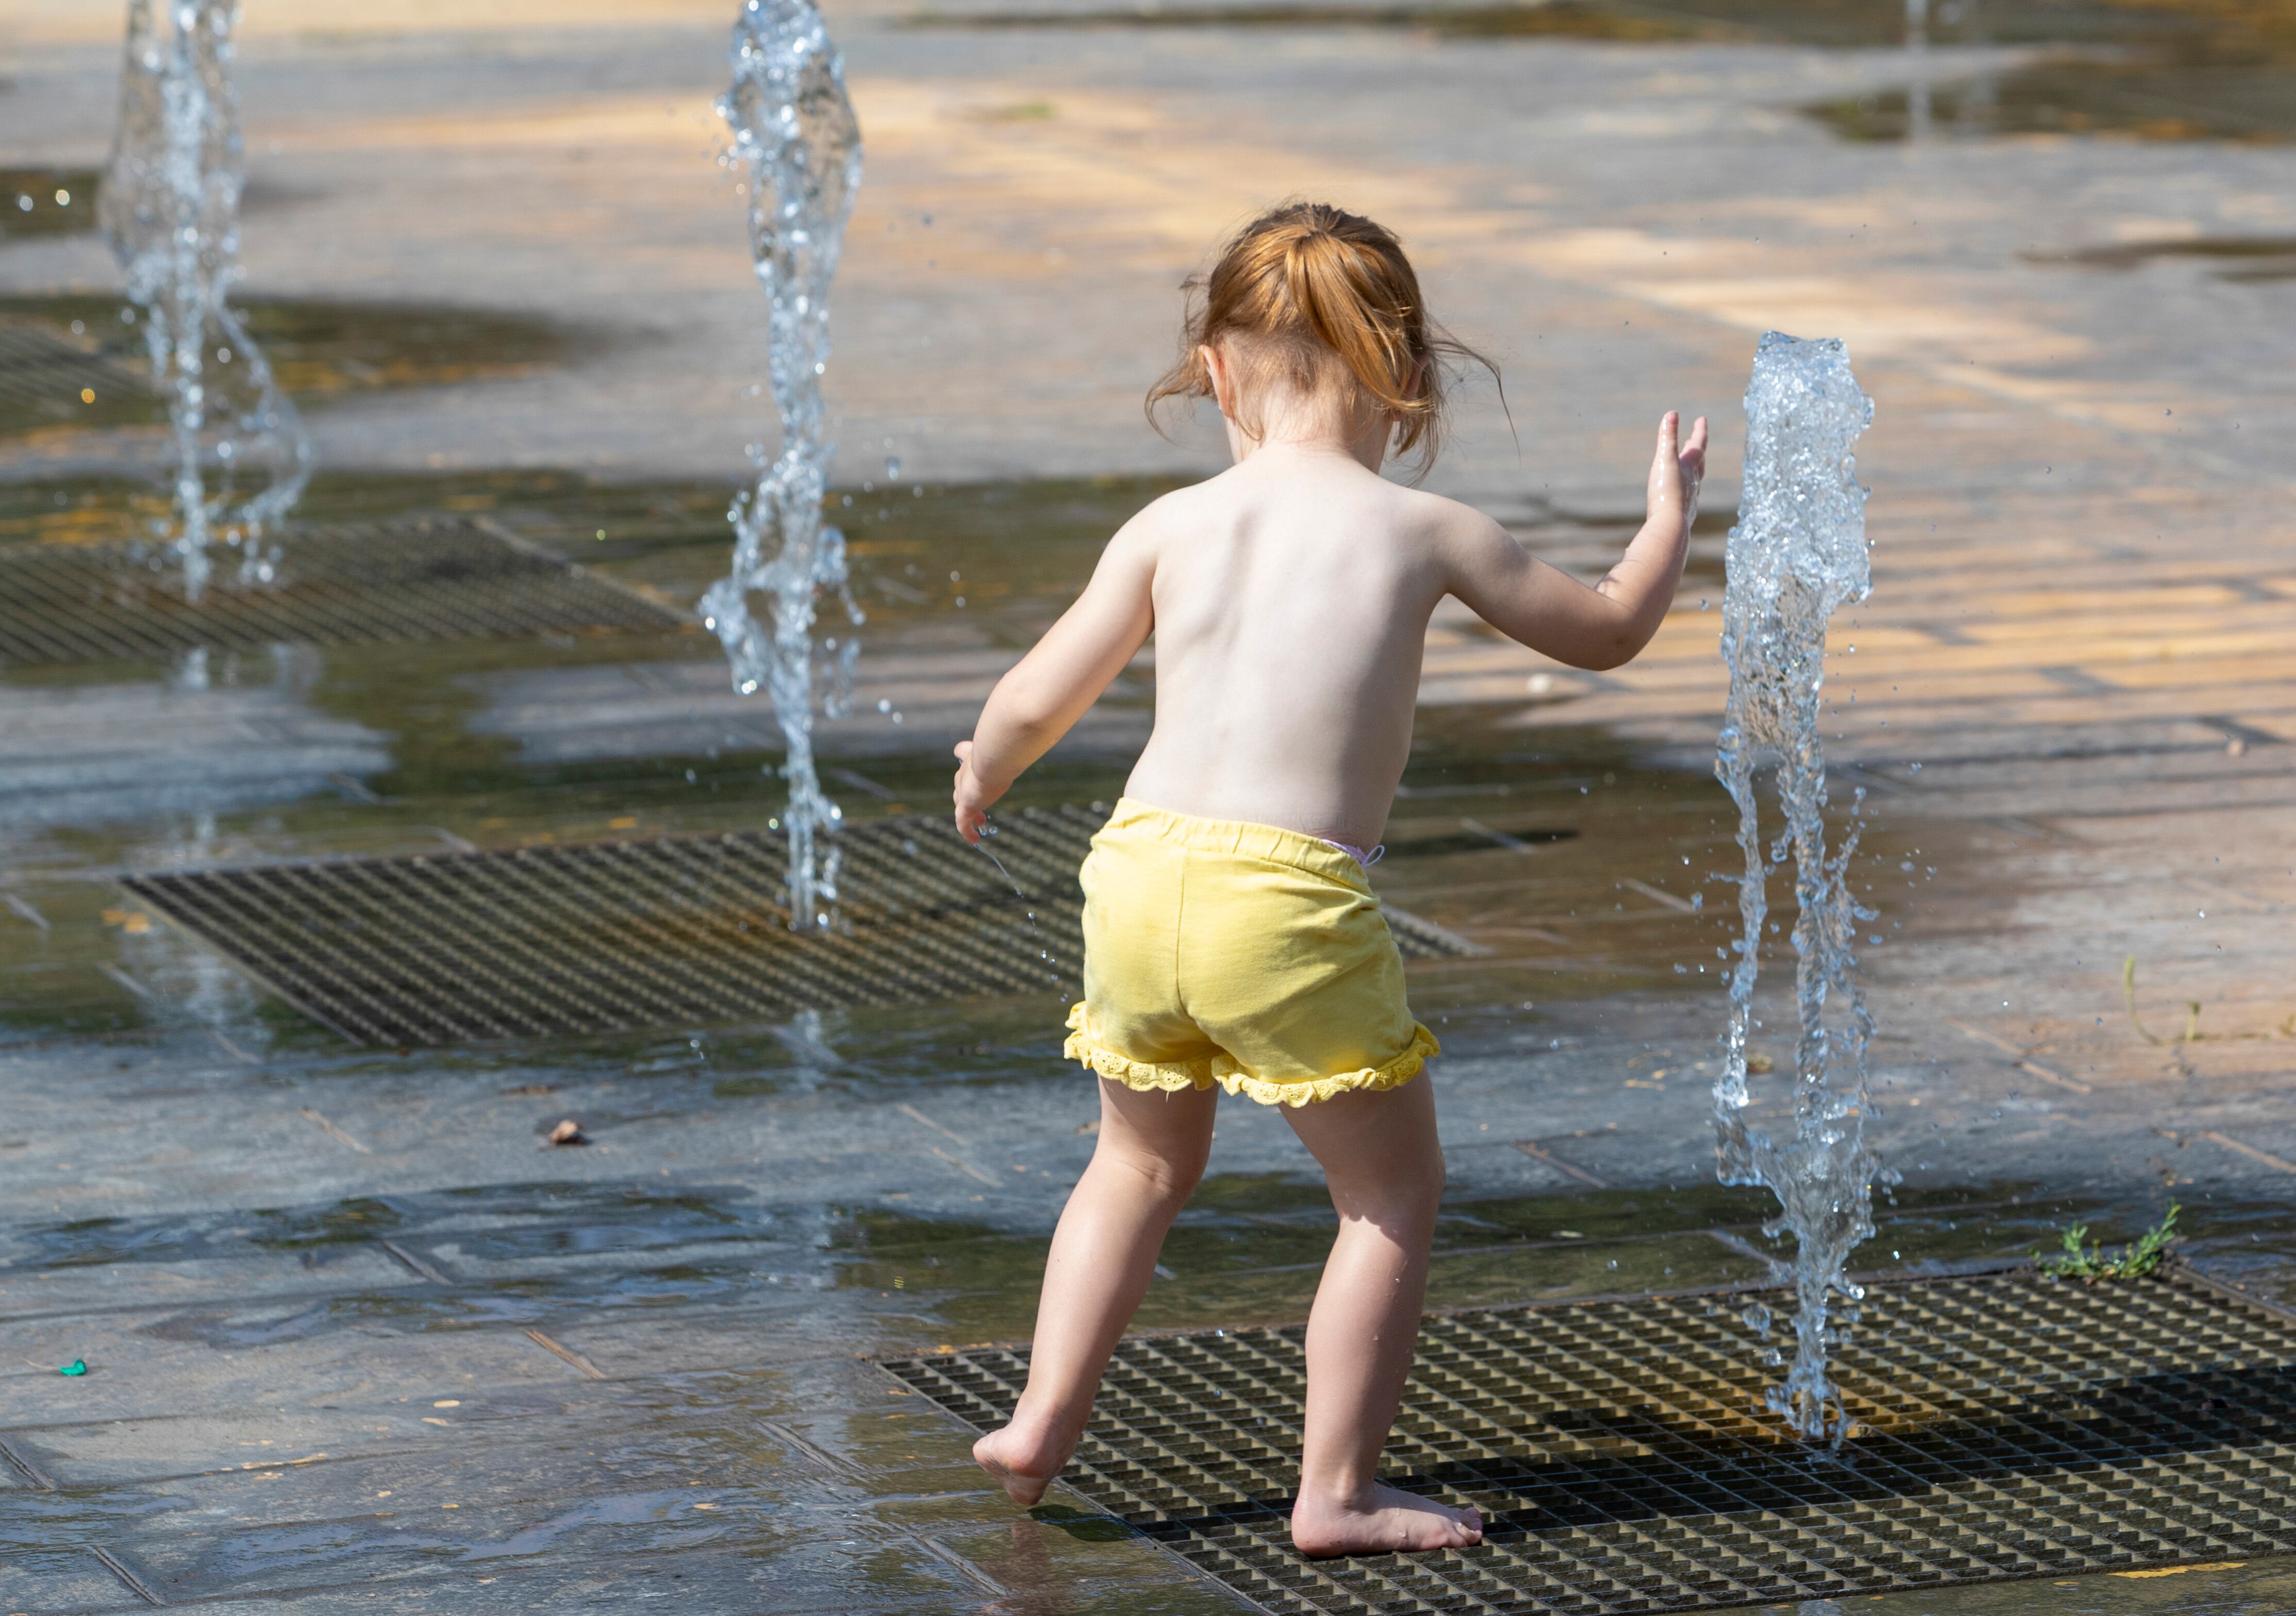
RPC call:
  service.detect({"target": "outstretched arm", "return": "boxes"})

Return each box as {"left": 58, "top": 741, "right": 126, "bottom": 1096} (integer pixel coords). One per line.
{"left": 1444, "top": 412, "right": 1707, "bottom": 670}
{"left": 953, "top": 522, "right": 1156, "bottom": 842}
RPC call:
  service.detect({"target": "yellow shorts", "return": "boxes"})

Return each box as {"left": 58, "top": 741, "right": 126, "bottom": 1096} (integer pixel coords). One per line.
{"left": 1062, "top": 798, "right": 1439, "bottom": 1108}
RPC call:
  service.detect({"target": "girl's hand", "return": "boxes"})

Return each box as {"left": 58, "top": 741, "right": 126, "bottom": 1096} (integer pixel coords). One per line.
{"left": 953, "top": 740, "right": 1006, "bottom": 844}
{"left": 1645, "top": 410, "right": 1708, "bottom": 541}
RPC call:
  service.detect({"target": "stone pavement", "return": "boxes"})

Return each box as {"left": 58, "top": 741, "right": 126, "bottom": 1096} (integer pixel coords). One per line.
{"left": 3, "top": 0, "right": 2295, "bottom": 1610}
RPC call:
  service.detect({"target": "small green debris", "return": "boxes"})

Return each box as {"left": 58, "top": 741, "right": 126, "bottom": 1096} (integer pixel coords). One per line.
{"left": 2036, "top": 1203, "right": 2179, "bottom": 1282}
{"left": 2124, "top": 955, "right": 2203, "bottom": 1045}
{"left": 57, "top": 1359, "right": 86, "bottom": 1376}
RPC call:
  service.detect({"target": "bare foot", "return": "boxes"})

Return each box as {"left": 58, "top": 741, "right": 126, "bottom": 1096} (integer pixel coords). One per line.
{"left": 1290, "top": 1482, "right": 1484, "bottom": 1557}
{"left": 973, "top": 1424, "right": 1067, "bottom": 1507}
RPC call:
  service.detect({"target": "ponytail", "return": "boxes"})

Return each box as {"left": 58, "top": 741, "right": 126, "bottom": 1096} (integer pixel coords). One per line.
{"left": 1146, "top": 202, "right": 1494, "bottom": 473}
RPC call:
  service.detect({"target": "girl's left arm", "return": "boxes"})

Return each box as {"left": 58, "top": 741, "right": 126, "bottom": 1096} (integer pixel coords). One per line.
{"left": 953, "top": 521, "right": 1157, "bottom": 842}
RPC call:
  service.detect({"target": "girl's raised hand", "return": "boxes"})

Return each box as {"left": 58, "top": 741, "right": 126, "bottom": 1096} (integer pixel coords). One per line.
{"left": 1645, "top": 411, "right": 1709, "bottom": 540}
{"left": 952, "top": 739, "right": 1003, "bottom": 845}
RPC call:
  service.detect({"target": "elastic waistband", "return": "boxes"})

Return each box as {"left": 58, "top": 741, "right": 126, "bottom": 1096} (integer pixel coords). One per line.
{"left": 1098, "top": 798, "right": 1371, "bottom": 890}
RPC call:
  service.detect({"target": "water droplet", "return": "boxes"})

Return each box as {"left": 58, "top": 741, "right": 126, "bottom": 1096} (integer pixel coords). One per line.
{"left": 884, "top": 456, "right": 901, "bottom": 480}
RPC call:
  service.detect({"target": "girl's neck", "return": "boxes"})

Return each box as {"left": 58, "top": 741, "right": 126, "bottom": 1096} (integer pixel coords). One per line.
{"left": 1226, "top": 418, "right": 1391, "bottom": 474}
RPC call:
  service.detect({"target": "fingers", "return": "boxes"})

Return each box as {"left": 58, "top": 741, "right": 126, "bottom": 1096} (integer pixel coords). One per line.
{"left": 1649, "top": 413, "right": 1684, "bottom": 514}
{"left": 953, "top": 739, "right": 978, "bottom": 842}
{"left": 1683, "top": 414, "right": 1709, "bottom": 460}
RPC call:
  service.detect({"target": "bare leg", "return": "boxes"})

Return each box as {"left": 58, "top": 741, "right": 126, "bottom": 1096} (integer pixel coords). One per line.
{"left": 974, "top": 1077, "right": 1217, "bottom": 1505}
{"left": 1283, "top": 1074, "right": 1482, "bottom": 1556}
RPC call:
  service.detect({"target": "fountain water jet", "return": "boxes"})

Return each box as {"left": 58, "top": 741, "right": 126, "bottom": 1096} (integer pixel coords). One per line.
{"left": 700, "top": 0, "right": 865, "bottom": 930}
{"left": 1712, "top": 331, "right": 1885, "bottom": 1446}
{"left": 100, "top": 0, "right": 310, "bottom": 602}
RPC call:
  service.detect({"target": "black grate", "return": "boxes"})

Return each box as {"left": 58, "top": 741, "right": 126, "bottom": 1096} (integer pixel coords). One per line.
{"left": 885, "top": 1269, "right": 2296, "bottom": 1613}
{"left": 124, "top": 806, "right": 1479, "bottom": 1044}
{"left": 0, "top": 514, "right": 682, "bottom": 665}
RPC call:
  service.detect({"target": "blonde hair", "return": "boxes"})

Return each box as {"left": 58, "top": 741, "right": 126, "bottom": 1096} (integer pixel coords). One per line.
{"left": 1147, "top": 202, "right": 1493, "bottom": 473}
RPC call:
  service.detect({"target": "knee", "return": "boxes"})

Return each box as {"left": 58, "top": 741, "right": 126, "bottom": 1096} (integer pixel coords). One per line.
{"left": 1336, "top": 1144, "right": 1444, "bottom": 1234}
{"left": 1102, "top": 1139, "right": 1207, "bottom": 1211}
{"left": 1397, "top": 1155, "right": 1446, "bottom": 1230}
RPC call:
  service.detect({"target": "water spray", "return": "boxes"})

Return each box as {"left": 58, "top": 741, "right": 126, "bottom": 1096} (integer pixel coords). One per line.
{"left": 101, "top": 0, "right": 310, "bottom": 602}
{"left": 701, "top": 0, "right": 866, "bottom": 931}
{"left": 1713, "top": 331, "right": 1887, "bottom": 1445}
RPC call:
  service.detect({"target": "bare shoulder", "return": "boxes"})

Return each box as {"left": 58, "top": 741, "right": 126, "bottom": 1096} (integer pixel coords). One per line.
{"left": 1382, "top": 484, "right": 1515, "bottom": 565}
{"left": 1105, "top": 475, "right": 1232, "bottom": 561}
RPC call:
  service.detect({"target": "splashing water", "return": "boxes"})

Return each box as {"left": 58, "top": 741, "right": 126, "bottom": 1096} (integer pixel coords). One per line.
{"left": 100, "top": 0, "right": 310, "bottom": 602}
{"left": 698, "top": 0, "right": 866, "bottom": 931}
{"left": 1713, "top": 332, "right": 1884, "bottom": 1446}
{"left": 970, "top": 821, "right": 1067, "bottom": 991}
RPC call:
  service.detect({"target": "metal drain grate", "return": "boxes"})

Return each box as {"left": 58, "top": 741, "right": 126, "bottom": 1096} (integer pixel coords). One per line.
{"left": 0, "top": 514, "right": 681, "bottom": 665}
{"left": 885, "top": 1269, "right": 2296, "bottom": 1613}
{"left": 125, "top": 806, "right": 1479, "bottom": 1044}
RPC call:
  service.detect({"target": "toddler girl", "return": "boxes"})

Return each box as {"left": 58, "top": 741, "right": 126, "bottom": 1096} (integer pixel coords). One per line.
{"left": 952, "top": 202, "right": 1705, "bottom": 1556}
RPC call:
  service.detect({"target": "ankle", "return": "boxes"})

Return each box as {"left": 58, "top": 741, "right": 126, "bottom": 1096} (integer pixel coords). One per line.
{"left": 1294, "top": 1471, "right": 1378, "bottom": 1513}
{"left": 996, "top": 1402, "right": 1083, "bottom": 1474}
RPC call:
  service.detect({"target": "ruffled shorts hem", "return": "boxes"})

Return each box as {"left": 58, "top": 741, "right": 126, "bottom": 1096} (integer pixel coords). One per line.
{"left": 1062, "top": 1005, "right": 1438, "bottom": 1109}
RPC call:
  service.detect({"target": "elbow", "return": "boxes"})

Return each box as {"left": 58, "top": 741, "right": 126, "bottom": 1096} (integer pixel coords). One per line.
{"left": 1563, "top": 632, "right": 1643, "bottom": 673}
{"left": 1005, "top": 689, "right": 1070, "bottom": 737}
{"left": 991, "top": 678, "right": 1072, "bottom": 741}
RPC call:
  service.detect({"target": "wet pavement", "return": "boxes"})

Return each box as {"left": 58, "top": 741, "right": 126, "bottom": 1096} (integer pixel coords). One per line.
{"left": 0, "top": 465, "right": 2290, "bottom": 1611}
{"left": 6, "top": 0, "right": 2296, "bottom": 1609}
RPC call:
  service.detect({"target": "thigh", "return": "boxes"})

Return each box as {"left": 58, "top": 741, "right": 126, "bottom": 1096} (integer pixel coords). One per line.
{"left": 1096, "top": 1075, "right": 1219, "bottom": 1178}
{"left": 1281, "top": 1074, "right": 1443, "bottom": 1222}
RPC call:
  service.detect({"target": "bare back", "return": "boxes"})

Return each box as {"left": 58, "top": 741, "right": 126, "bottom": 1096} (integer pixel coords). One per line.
{"left": 1122, "top": 450, "right": 1455, "bottom": 849}
{"left": 949, "top": 411, "right": 1700, "bottom": 853}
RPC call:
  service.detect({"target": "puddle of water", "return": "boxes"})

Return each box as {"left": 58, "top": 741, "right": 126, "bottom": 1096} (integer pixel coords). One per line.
{"left": 1808, "top": 59, "right": 2296, "bottom": 145}
{"left": 907, "top": 0, "right": 1727, "bottom": 40}
{"left": 2026, "top": 235, "right": 2296, "bottom": 284}
{"left": 5, "top": 1181, "right": 814, "bottom": 1347}
{"left": 830, "top": 1178, "right": 2148, "bottom": 1348}
{"left": 0, "top": 296, "right": 578, "bottom": 443}
{"left": 1854, "top": 1552, "right": 2296, "bottom": 1613}
{"left": 904, "top": 0, "right": 2296, "bottom": 144}
{"left": 9, "top": 1181, "right": 780, "bottom": 1270}
{"left": 0, "top": 169, "right": 100, "bottom": 240}
{"left": 911, "top": 0, "right": 2292, "bottom": 55}
{"left": 1805, "top": 0, "right": 2296, "bottom": 144}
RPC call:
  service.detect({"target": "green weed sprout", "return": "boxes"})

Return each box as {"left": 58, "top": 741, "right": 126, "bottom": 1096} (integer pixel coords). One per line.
{"left": 2035, "top": 1203, "right": 2180, "bottom": 1282}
